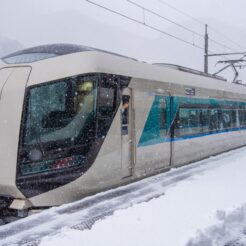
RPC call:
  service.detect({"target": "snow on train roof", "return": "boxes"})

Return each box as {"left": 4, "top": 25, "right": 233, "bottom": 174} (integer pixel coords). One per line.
{"left": 1, "top": 43, "right": 136, "bottom": 64}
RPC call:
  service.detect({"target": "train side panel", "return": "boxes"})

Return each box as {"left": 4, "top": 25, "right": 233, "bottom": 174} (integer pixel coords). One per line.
{"left": 172, "top": 131, "right": 246, "bottom": 167}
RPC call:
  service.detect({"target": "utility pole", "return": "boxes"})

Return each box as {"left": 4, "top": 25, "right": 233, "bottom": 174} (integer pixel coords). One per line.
{"left": 204, "top": 24, "right": 209, "bottom": 73}
{"left": 204, "top": 25, "right": 246, "bottom": 82}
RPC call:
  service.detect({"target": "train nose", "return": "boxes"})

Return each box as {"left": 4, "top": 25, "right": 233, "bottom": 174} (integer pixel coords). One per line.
{"left": 0, "top": 67, "right": 31, "bottom": 199}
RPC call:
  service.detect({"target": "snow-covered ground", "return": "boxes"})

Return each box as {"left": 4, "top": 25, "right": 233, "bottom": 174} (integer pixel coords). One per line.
{"left": 2, "top": 147, "right": 246, "bottom": 246}
{"left": 40, "top": 148, "right": 246, "bottom": 246}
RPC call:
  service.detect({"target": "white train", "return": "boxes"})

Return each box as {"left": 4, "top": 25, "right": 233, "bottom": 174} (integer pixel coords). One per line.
{"left": 0, "top": 44, "right": 246, "bottom": 221}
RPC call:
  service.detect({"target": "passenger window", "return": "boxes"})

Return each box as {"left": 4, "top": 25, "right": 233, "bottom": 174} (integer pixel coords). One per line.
{"left": 209, "top": 109, "right": 219, "bottom": 132}
{"left": 239, "top": 110, "right": 246, "bottom": 127}
{"left": 173, "top": 105, "right": 243, "bottom": 139}
{"left": 175, "top": 108, "right": 200, "bottom": 137}
{"left": 199, "top": 109, "right": 209, "bottom": 132}
{"left": 231, "top": 110, "right": 237, "bottom": 128}
{"left": 222, "top": 110, "right": 232, "bottom": 129}
{"left": 180, "top": 109, "right": 188, "bottom": 126}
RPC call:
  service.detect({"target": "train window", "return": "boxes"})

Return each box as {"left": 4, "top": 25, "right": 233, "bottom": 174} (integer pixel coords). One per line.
{"left": 174, "top": 109, "right": 186, "bottom": 137}
{"left": 174, "top": 107, "right": 243, "bottom": 137}
{"left": 231, "top": 110, "right": 237, "bottom": 128}
{"left": 199, "top": 109, "right": 209, "bottom": 132}
{"left": 178, "top": 108, "right": 188, "bottom": 127}
{"left": 209, "top": 109, "right": 219, "bottom": 132}
{"left": 18, "top": 73, "right": 131, "bottom": 194}
{"left": 97, "top": 76, "right": 117, "bottom": 117}
{"left": 175, "top": 108, "right": 200, "bottom": 137}
{"left": 239, "top": 110, "right": 246, "bottom": 127}
{"left": 96, "top": 75, "right": 119, "bottom": 138}
{"left": 23, "top": 75, "right": 98, "bottom": 147}
{"left": 221, "top": 110, "right": 232, "bottom": 130}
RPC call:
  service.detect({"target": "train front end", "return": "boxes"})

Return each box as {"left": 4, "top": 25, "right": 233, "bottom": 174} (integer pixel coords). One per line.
{"left": 0, "top": 44, "right": 131, "bottom": 220}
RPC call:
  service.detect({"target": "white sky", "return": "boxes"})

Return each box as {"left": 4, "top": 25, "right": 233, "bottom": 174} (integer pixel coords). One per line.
{"left": 1, "top": 0, "right": 246, "bottom": 80}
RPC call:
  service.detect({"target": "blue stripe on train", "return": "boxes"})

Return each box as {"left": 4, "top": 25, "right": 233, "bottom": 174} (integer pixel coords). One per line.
{"left": 138, "top": 95, "right": 246, "bottom": 147}
{"left": 139, "top": 127, "right": 246, "bottom": 147}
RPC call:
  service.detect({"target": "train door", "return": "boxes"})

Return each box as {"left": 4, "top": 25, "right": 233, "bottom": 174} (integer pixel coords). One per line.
{"left": 150, "top": 94, "right": 172, "bottom": 170}
{"left": 121, "top": 88, "right": 135, "bottom": 177}
{"left": 136, "top": 91, "right": 171, "bottom": 172}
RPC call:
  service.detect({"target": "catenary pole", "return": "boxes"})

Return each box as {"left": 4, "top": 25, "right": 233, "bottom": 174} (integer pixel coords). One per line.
{"left": 204, "top": 24, "right": 209, "bottom": 73}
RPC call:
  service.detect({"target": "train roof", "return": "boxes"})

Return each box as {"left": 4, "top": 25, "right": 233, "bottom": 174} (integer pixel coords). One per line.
{"left": 1, "top": 43, "right": 226, "bottom": 80}
{"left": 1, "top": 43, "right": 136, "bottom": 65}
{"left": 1, "top": 43, "right": 246, "bottom": 97}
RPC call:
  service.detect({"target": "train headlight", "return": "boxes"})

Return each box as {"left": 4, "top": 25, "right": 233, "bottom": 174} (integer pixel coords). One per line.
{"left": 28, "top": 148, "right": 42, "bottom": 162}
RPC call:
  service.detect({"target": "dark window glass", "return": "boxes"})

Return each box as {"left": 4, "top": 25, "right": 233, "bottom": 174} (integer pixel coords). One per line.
{"left": 221, "top": 110, "right": 232, "bottom": 129}
{"left": 231, "top": 110, "right": 237, "bottom": 128}
{"left": 97, "top": 76, "right": 117, "bottom": 117}
{"left": 209, "top": 109, "right": 219, "bottom": 132}
{"left": 23, "top": 75, "right": 98, "bottom": 147}
{"left": 96, "top": 75, "right": 119, "bottom": 137}
{"left": 199, "top": 109, "right": 209, "bottom": 133}
{"left": 175, "top": 108, "right": 201, "bottom": 137}
{"left": 239, "top": 110, "right": 246, "bottom": 127}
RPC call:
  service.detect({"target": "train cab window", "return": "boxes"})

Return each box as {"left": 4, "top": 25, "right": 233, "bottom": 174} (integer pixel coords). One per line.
{"left": 96, "top": 76, "right": 118, "bottom": 137}
{"left": 97, "top": 76, "right": 117, "bottom": 117}
{"left": 23, "top": 74, "right": 98, "bottom": 148}
{"left": 18, "top": 73, "right": 131, "bottom": 194}
{"left": 98, "top": 87, "right": 115, "bottom": 117}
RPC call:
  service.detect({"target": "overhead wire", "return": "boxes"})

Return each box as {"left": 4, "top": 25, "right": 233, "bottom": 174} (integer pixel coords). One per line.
{"left": 85, "top": 0, "right": 244, "bottom": 65}
{"left": 208, "top": 26, "right": 245, "bottom": 50}
{"left": 157, "top": 0, "right": 205, "bottom": 26}
{"left": 126, "top": 0, "right": 204, "bottom": 38}
{"left": 157, "top": 0, "right": 245, "bottom": 51}
{"left": 127, "top": 0, "right": 239, "bottom": 53}
{"left": 85, "top": 0, "right": 204, "bottom": 50}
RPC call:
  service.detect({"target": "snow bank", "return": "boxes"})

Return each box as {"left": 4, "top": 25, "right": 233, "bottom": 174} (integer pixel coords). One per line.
{"left": 39, "top": 147, "right": 246, "bottom": 246}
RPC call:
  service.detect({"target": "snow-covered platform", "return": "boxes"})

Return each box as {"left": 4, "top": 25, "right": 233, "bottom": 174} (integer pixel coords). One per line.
{"left": 1, "top": 147, "right": 246, "bottom": 246}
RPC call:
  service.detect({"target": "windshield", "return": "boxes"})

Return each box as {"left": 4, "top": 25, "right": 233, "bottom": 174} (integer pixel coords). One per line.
{"left": 23, "top": 74, "right": 98, "bottom": 147}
